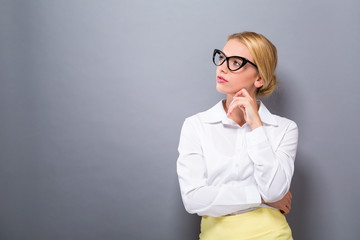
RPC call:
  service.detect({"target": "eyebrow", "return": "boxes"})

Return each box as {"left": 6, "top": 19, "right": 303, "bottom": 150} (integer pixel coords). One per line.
{"left": 222, "top": 50, "right": 248, "bottom": 59}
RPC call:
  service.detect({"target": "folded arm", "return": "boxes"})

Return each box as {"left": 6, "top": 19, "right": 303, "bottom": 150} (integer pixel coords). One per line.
{"left": 246, "top": 122, "right": 298, "bottom": 202}
{"left": 177, "top": 118, "right": 262, "bottom": 217}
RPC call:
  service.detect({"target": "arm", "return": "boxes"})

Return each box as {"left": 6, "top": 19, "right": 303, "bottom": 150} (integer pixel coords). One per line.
{"left": 228, "top": 89, "right": 299, "bottom": 202}
{"left": 177, "top": 118, "right": 261, "bottom": 217}
{"left": 246, "top": 122, "right": 298, "bottom": 202}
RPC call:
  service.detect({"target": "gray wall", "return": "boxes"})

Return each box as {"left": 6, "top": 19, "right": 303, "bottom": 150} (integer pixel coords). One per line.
{"left": 1, "top": 0, "right": 359, "bottom": 239}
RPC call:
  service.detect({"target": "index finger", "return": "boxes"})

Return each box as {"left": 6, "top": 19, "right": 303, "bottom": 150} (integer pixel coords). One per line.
{"left": 234, "top": 88, "right": 251, "bottom": 98}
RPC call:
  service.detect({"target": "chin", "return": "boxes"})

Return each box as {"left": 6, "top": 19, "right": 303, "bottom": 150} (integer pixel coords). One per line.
{"left": 216, "top": 85, "right": 238, "bottom": 95}
{"left": 215, "top": 85, "right": 226, "bottom": 94}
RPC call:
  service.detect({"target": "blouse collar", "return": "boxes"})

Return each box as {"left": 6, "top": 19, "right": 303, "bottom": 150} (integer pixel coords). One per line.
{"left": 199, "top": 99, "right": 278, "bottom": 127}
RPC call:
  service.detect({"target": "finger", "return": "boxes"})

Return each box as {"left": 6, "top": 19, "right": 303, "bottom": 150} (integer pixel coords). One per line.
{"left": 227, "top": 98, "right": 245, "bottom": 115}
{"left": 285, "top": 192, "right": 292, "bottom": 201}
{"left": 234, "top": 88, "right": 250, "bottom": 97}
{"left": 234, "top": 89, "right": 245, "bottom": 98}
{"left": 227, "top": 104, "right": 246, "bottom": 116}
{"left": 227, "top": 102, "right": 237, "bottom": 115}
{"left": 238, "top": 88, "right": 251, "bottom": 98}
{"left": 226, "top": 99, "right": 236, "bottom": 115}
{"left": 283, "top": 198, "right": 291, "bottom": 208}
{"left": 286, "top": 191, "right": 291, "bottom": 198}
{"left": 283, "top": 205, "right": 290, "bottom": 215}
{"left": 280, "top": 206, "right": 289, "bottom": 215}
{"left": 286, "top": 205, "right": 291, "bottom": 214}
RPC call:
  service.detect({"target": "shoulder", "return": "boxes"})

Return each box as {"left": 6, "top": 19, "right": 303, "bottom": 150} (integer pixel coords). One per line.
{"left": 273, "top": 114, "right": 298, "bottom": 129}
{"left": 266, "top": 114, "right": 299, "bottom": 145}
{"left": 258, "top": 101, "right": 298, "bottom": 131}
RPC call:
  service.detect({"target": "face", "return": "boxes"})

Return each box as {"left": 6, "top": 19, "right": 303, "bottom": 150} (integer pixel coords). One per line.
{"left": 215, "top": 39, "right": 263, "bottom": 97}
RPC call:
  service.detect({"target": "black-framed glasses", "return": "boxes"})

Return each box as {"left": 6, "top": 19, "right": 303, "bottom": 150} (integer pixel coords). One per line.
{"left": 212, "top": 49, "right": 258, "bottom": 71}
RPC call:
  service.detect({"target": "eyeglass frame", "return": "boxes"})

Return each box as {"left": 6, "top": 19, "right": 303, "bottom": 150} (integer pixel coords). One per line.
{"left": 212, "top": 49, "right": 258, "bottom": 71}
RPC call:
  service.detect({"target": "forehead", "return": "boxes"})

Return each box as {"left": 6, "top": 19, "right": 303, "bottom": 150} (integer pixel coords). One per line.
{"left": 222, "top": 39, "right": 254, "bottom": 61}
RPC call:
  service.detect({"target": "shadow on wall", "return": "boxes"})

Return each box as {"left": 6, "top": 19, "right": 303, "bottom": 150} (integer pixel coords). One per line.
{"left": 286, "top": 152, "right": 310, "bottom": 239}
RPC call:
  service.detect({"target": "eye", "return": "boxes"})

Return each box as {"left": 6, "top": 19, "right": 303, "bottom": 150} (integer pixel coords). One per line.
{"left": 230, "top": 58, "right": 242, "bottom": 66}
{"left": 233, "top": 60, "right": 240, "bottom": 66}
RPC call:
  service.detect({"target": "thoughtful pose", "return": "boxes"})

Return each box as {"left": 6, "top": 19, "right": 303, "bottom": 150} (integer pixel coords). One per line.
{"left": 177, "top": 32, "right": 298, "bottom": 239}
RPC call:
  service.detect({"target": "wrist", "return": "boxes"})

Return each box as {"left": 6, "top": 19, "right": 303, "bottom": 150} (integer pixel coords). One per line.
{"left": 250, "top": 121, "right": 263, "bottom": 130}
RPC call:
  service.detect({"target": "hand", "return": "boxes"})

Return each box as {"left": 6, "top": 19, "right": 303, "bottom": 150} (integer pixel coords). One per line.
{"left": 227, "top": 89, "right": 262, "bottom": 130}
{"left": 262, "top": 191, "right": 293, "bottom": 215}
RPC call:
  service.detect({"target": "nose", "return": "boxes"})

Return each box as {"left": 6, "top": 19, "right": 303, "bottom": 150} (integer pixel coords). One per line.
{"left": 217, "top": 60, "right": 228, "bottom": 74}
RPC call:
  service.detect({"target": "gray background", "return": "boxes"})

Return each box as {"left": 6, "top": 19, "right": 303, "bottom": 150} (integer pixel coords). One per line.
{"left": 1, "top": 0, "right": 359, "bottom": 239}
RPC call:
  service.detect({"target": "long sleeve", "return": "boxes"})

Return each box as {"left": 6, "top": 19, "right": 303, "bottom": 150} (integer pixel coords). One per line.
{"left": 246, "top": 121, "right": 299, "bottom": 202}
{"left": 177, "top": 118, "right": 261, "bottom": 217}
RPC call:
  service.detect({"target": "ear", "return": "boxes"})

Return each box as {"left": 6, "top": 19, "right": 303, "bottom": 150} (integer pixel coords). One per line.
{"left": 254, "top": 76, "right": 264, "bottom": 88}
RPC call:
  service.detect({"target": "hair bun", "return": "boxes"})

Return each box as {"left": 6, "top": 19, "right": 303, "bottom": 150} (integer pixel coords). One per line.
{"left": 258, "top": 74, "right": 277, "bottom": 97}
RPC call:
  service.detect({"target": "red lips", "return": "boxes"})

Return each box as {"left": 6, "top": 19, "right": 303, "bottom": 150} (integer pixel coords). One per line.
{"left": 217, "top": 76, "right": 227, "bottom": 83}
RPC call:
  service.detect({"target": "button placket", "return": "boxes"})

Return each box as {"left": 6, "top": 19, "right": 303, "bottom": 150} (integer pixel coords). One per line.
{"left": 234, "top": 128, "right": 245, "bottom": 170}
{"left": 236, "top": 128, "right": 246, "bottom": 150}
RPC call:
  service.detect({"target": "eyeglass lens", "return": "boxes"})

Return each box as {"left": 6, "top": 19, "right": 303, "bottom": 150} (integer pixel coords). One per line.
{"left": 213, "top": 51, "right": 244, "bottom": 71}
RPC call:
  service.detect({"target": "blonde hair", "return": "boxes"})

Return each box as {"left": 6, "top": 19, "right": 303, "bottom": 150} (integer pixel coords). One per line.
{"left": 227, "top": 31, "right": 278, "bottom": 97}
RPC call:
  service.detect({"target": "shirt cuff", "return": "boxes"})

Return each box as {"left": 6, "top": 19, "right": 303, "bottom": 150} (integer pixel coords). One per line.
{"left": 246, "top": 126, "right": 275, "bottom": 165}
{"left": 246, "top": 126, "right": 268, "bottom": 147}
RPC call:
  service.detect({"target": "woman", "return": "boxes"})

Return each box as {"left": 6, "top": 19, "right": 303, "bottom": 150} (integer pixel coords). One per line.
{"left": 176, "top": 31, "right": 298, "bottom": 239}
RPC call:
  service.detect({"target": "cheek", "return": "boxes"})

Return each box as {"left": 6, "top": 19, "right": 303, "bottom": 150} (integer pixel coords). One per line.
{"left": 236, "top": 71, "right": 258, "bottom": 83}
{"left": 232, "top": 74, "right": 253, "bottom": 85}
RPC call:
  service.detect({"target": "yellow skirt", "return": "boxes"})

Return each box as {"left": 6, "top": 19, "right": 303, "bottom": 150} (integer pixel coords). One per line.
{"left": 199, "top": 208, "right": 293, "bottom": 240}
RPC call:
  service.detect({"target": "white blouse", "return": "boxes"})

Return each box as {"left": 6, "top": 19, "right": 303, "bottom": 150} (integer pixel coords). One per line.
{"left": 177, "top": 100, "right": 298, "bottom": 217}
